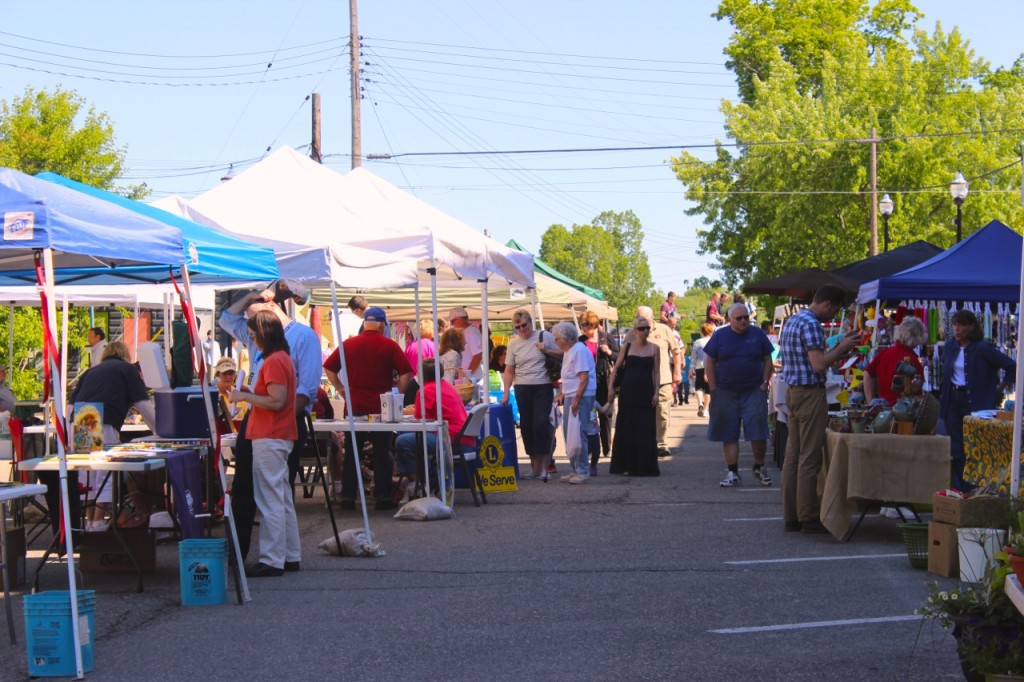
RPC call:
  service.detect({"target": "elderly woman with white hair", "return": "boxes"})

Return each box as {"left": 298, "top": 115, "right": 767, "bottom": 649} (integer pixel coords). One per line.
{"left": 863, "top": 316, "right": 928, "bottom": 406}
{"left": 551, "top": 321, "right": 596, "bottom": 482}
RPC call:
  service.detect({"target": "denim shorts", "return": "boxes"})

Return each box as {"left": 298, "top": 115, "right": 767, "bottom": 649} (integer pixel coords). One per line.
{"left": 707, "top": 387, "right": 769, "bottom": 442}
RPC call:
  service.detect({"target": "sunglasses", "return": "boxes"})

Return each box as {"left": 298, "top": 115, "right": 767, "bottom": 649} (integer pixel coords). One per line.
{"left": 636, "top": 326, "right": 651, "bottom": 332}
{"left": 732, "top": 315, "right": 750, "bottom": 321}
{"left": 514, "top": 323, "right": 530, "bottom": 330}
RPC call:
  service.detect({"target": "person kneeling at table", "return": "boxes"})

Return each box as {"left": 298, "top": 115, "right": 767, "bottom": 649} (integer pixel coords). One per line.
{"left": 394, "top": 359, "right": 475, "bottom": 503}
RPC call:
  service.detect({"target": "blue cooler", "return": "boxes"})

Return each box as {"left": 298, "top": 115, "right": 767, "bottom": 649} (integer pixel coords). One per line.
{"left": 154, "top": 387, "right": 217, "bottom": 438}
{"left": 454, "top": 403, "right": 519, "bottom": 488}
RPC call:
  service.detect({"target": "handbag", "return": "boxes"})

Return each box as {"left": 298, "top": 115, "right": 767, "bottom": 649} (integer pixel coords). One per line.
{"left": 612, "top": 343, "right": 631, "bottom": 391}
{"left": 541, "top": 331, "right": 563, "bottom": 383}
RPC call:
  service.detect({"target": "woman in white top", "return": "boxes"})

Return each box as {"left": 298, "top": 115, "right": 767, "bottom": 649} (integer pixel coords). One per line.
{"left": 690, "top": 321, "right": 715, "bottom": 418}
{"left": 501, "top": 309, "right": 561, "bottom": 479}
{"left": 552, "top": 322, "right": 596, "bottom": 482}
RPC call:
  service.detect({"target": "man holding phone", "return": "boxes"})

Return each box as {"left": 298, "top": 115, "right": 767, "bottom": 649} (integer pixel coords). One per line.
{"left": 779, "top": 284, "right": 860, "bottom": 534}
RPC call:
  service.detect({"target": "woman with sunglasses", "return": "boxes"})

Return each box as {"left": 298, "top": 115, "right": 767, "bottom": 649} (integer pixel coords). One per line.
{"left": 607, "top": 315, "right": 661, "bottom": 476}
{"left": 501, "top": 309, "right": 561, "bottom": 479}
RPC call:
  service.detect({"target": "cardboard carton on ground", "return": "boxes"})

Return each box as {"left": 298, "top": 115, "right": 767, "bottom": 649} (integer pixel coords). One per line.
{"left": 932, "top": 493, "right": 1012, "bottom": 528}
{"left": 79, "top": 529, "right": 156, "bottom": 573}
{"left": 928, "top": 521, "right": 959, "bottom": 578}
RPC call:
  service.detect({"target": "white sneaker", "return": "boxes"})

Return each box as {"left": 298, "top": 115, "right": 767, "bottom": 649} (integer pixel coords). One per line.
{"left": 568, "top": 473, "right": 587, "bottom": 484}
{"left": 880, "top": 506, "right": 899, "bottom": 519}
{"left": 719, "top": 471, "right": 741, "bottom": 487}
{"left": 560, "top": 473, "right": 576, "bottom": 482}
{"left": 753, "top": 467, "right": 772, "bottom": 486}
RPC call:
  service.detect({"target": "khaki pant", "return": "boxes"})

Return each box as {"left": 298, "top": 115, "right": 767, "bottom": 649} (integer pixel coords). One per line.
{"left": 782, "top": 386, "right": 827, "bottom": 523}
{"left": 656, "top": 383, "right": 673, "bottom": 449}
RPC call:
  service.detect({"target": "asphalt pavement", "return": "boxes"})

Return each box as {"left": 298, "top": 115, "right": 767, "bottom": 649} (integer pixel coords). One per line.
{"left": 3, "top": 400, "right": 966, "bottom": 681}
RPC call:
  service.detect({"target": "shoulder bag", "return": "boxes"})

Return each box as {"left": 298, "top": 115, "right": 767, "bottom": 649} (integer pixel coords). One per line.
{"left": 540, "top": 331, "right": 563, "bottom": 383}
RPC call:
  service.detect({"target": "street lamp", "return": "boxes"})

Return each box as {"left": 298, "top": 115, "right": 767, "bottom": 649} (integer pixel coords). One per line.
{"left": 879, "top": 193, "right": 894, "bottom": 253}
{"left": 950, "top": 171, "right": 969, "bottom": 243}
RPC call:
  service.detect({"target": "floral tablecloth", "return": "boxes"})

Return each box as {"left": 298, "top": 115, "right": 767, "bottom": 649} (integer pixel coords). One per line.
{"left": 963, "top": 416, "right": 1024, "bottom": 495}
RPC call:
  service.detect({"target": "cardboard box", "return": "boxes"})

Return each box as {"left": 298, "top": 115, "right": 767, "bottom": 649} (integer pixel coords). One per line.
{"left": 931, "top": 493, "right": 1013, "bottom": 528}
{"left": 928, "top": 521, "right": 959, "bottom": 578}
{"left": 79, "top": 529, "right": 156, "bottom": 573}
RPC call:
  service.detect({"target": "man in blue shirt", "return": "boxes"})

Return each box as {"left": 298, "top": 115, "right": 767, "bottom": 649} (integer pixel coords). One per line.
{"left": 778, "top": 285, "right": 860, "bottom": 534}
{"left": 704, "top": 304, "right": 775, "bottom": 488}
{"left": 220, "top": 283, "right": 321, "bottom": 563}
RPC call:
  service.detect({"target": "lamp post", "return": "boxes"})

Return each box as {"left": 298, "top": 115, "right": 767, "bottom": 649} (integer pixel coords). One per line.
{"left": 950, "top": 171, "right": 969, "bottom": 243}
{"left": 879, "top": 193, "right": 894, "bottom": 253}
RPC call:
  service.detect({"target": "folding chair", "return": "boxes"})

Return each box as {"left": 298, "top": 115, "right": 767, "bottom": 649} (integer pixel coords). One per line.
{"left": 450, "top": 403, "right": 490, "bottom": 507}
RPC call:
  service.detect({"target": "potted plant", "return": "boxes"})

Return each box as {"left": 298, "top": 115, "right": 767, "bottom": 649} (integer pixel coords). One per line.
{"left": 919, "top": 555, "right": 1024, "bottom": 680}
{"left": 1003, "top": 512, "right": 1024, "bottom": 587}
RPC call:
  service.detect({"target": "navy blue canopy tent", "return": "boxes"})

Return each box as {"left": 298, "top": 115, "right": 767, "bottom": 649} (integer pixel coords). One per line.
{"left": 857, "top": 220, "right": 1022, "bottom": 304}
{"left": 34, "top": 172, "right": 279, "bottom": 285}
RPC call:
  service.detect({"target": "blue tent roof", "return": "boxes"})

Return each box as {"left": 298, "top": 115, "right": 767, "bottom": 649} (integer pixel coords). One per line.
{"left": 857, "top": 220, "right": 1022, "bottom": 303}
{"left": 0, "top": 167, "right": 183, "bottom": 284}
{"left": 36, "top": 172, "right": 279, "bottom": 285}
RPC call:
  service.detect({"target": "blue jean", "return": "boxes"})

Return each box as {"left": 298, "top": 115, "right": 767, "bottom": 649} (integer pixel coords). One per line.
{"left": 707, "top": 388, "right": 769, "bottom": 442}
{"left": 395, "top": 432, "right": 438, "bottom": 476}
{"left": 563, "top": 394, "right": 595, "bottom": 475}
{"left": 942, "top": 389, "right": 971, "bottom": 491}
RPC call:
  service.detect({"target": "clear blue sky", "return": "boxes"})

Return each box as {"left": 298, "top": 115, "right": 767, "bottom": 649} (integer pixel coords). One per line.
{"left": 2, "top": 1, "right": 1021, "bottom": 294}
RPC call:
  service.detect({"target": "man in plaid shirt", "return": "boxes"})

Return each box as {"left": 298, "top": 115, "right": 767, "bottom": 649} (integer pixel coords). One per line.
{"left": 779, "top": 284, "right": 860, "bottom": 534}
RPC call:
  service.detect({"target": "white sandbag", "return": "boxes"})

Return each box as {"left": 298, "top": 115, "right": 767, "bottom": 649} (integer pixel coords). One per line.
{"left": 317, "top": 528, "right": 385, "bottom": 557}
{"left": 393, "top": 496, "right": 454, "bottom": 521}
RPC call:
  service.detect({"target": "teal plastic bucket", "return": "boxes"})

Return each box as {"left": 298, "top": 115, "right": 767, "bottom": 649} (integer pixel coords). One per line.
{"left": 23, "top": 590, "right": 96, "bottom": 676}
{"left": 179, "top": 539, "right": 227, "bottom": 606}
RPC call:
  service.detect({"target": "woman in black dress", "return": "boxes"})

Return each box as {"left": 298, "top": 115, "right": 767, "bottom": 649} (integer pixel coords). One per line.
{"left": 608, "top": 316, "right": 661, "bottom": 476}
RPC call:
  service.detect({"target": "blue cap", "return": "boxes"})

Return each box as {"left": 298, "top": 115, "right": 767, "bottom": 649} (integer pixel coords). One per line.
{"left": 364, "top": 306, "right": 387, "bottom": 323}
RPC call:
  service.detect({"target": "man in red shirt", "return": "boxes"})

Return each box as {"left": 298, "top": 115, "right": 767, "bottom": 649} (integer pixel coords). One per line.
{"left": 324, "top": 307, "right": 412, "bottom": 510}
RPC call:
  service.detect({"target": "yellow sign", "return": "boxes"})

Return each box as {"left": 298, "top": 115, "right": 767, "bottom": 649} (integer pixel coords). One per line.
{"left": 477, "top": 435, "right": 518, "bottom": 493}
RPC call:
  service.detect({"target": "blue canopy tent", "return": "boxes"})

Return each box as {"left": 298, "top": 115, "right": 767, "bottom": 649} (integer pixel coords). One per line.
{"left": 857, "top": 220, "right": 1022, "bottom": 304}
{"left": 34, "top": 172, "right": 279, "bottom": 285}
{"left": 0, "top": 166, "right": 185, "bottom": 677}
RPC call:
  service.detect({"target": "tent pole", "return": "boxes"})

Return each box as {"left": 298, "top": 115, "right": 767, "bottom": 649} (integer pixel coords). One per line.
{"left": 7, "top": 302, "right": 13, "bottom": 380}
{"left": 413, "top": 284, "right": 430, "bottom": 499}
{"left": 480, "top": 279, "right": 490, "bottom": 438}
{"left": 180, "top": 266, "right": 250, "bottom": 602}
{"left": 1012, "top": 239, "right": 1024, "bottom": 497}
{"left": 42, "top": 249, "right": 83, "bottom": 679}
{"left": 133, "top": 296, "right": 140, "bottom": 358}
{"left": 329, "top": 280, "right": 374, "bottom": 544}
{"left": 430, "top": 267, "right": 445, "bottom": 505}
{"left": 60, "top": 295, "right": 69, "bottom": 417}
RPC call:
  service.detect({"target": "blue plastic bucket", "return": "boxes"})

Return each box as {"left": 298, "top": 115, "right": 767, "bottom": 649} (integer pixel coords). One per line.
{"left": 24, "top": 590, "right": 96, "bottom": 676}
{"left": 179, "top": 539, "right": 227, "bottom": 606}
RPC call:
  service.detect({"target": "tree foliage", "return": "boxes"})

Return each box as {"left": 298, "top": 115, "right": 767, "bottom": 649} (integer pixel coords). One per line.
{"left": 539, "top": 210, "right": 659, "bottom": 319}
{"left": 675, "top": 1, "right": 1024, "bottom": 287}
{"left": 0, "top": 86, "right": 147, "bottom": 197}
{"left": 0, "top": 86, "right": 131, "bottom": 398}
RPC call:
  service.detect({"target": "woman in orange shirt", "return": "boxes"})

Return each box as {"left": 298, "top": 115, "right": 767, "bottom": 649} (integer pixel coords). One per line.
{"left": 231, "top": 310, "right": 301, "bottom": 578}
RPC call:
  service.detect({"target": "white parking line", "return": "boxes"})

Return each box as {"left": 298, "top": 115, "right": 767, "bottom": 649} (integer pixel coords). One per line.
{"left": 736, "top": 487, "right": 780, "bottom": 492}
{"left": 710, "top": 614, "right": 922, "bottom": 634}
{"left": 725, "top": 516, "right": 784, "bottom": 522}
{"left": 725, "top": 553, "right": 904, "bottom": 565}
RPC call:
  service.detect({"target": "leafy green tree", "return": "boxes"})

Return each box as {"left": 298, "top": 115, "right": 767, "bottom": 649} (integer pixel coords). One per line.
{"left": 539, "top": 210, "right": 659, "bottom": 319}
{"left": 0, "top": 86, "right": 147, "bottom": 198}
{"left": 675, "top": 1, "right": 1024, "bottom": 287}
{"left": 0, "top": 86, "right": 132, "bottom": 398}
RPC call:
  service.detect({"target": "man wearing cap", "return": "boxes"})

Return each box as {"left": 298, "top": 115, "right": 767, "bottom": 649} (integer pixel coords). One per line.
{"left": 219, "top": 283, "right": 322, "bottom": 563}
{"left": 448, "top": 307, "right": 484, "bottom": 383}
{"left": 324, "top": 306, "right": 412, "bottom": 511}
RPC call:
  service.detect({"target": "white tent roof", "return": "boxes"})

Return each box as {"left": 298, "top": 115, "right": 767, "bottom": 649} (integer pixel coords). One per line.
{"left": 337, "top": 166, "right": 535, "bottom": 287}
{"left": 152, "top": 194, "right": 420, "bottom": 290}
{"left": 188, "top": 147, "right": 533, "bottom": 289}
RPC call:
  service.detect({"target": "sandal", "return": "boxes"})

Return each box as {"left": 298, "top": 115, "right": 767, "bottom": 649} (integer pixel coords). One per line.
{"left": 116, "top": 498, "right": 149, "bottom": 529}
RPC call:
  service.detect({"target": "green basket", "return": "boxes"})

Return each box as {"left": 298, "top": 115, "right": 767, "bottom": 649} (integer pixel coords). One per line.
{"left": 897, "top": 522, "right": 929, "bottom": 569}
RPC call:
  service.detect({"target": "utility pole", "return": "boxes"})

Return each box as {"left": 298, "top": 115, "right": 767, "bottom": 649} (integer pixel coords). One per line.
{"left": 311, "top": 92, "right": 322, "bottom": 163}
{"left": 349, "top": 0, "right": 362, "bottom": 169}
{"left": 868, "top": 126, "right": 879, "bottom": 256}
